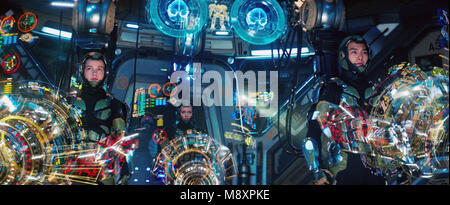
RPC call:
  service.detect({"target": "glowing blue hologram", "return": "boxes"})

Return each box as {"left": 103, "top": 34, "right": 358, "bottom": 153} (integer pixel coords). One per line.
{"left": 231, "top": 0, "right": 286, "bottom": 45}
{"left": 246, "top": 8, "right": 268, "bottom": 31}
{"left": 167, "top": 0, "right": 190, "bottom": 23}
{"left": 148, "top": 0, "right": 208, "bottom": 38}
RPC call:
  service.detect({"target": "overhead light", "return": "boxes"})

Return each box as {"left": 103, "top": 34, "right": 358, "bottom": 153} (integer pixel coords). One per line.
{"left": 237, "top": 47, "right": 315, "bottom": 60}
{"left": 251, "top": 47, "right": 310, "bottom": 56}
{"left": 125, "top": 23, "right": 139, "bottom": 29}
{"left": 185, "top": 64, "right": 191, "bottom": 73}
{"left": 251, "top": 48, "right": 298, "bottom": 56}
{"left": 50, "top": 1, "right": 75, "bottom": 8}
{"left": 41, "top": 26, "right": 72, "bottom": 39}
{"left": 215, "top": 31, "right": 229, "bottom": 36}
{"left": 173, "top": 62, "right": 177, "bottom": 72}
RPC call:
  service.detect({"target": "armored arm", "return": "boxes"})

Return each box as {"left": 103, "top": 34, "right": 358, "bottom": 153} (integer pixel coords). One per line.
{"left": 111, "top": 98, "right": 128, "bottom": 138}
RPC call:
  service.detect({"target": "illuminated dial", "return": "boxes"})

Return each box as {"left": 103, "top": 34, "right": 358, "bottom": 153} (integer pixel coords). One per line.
{"left": 2, "top": 54, "right": 20, "bottom": 74}
{"left": 17, "top": 12, "right": 38, "bottom": 33}
{"left": 163, "top": 82, "right": 177, "bottom": 97}
{"left": 152, "top": 129, "right": 167, "bottom": 144}
{"left": 148, "top": 83, "right": 162, "bottom": 98}
{"left": 0, "top": 16, "right": 16, "bottom": 35}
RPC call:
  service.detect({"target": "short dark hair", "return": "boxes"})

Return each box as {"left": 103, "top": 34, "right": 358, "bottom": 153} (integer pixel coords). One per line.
{"left": 81, "top": 52, "right": 108, "bottom": 69}
{"left": 179, "top": 105, "right": 192, "bottom": 110}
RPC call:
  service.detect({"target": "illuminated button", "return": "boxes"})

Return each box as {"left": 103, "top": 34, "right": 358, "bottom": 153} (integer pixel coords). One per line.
{"left": 305, "top": 140, "right": 314, "bottom": 151}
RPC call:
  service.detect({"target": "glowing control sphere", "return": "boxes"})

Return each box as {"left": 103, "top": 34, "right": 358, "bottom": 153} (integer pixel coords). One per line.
{"left": 149, "top": 0, "right": 208, "bottom": 38}
{"left": 0, "top": 81, "right": 86, "bottom": 184}
{"left": 152, "top": 131, "right": 237, "bottom": 185}
{"left": 231, "top": 0, "right": 286, "bottom": 45}
{"left": 316, "top": 63, "right": 448, "bottom": 178}
{"left": 17, "top": 12, "right": 38, "bottom": 33}
{"left": 368, "top": 63, "right": 448, "bottom": 176}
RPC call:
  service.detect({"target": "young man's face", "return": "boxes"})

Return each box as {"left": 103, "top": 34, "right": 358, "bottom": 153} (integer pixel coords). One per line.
{"left": 180, "top": 106, "right": 193, "bottom": 122}
{"left": 347, "top": 41, "right": 369, "bottom": 68}
{"left": 83, "top": 59, "right": 105, "bottom": 82}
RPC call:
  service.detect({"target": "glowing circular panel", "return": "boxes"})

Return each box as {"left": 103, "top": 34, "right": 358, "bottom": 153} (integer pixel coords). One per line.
{"left": 368, "top": 63, "right": 449, "bottom": 171}
{"left": 148, "top": 83, "right": 161, "bottom": 98}
{"left": 316, "top": 63, "right": 449, "bottom": 177}
{"left": 17, "top": 12, "right": 37, "bottom": 33}
{"left": 230, "top": 0, "right": 286, "bottom": 45}
{"left": 0, "top": 81, "right": 87, "bottom": 184}
{"left": 0, "top": 16, "right": 16, "bottom": 35}
{"left": 149, "top": 0, "right": 208, "bottom": 37}
{"left": 152, "top": 132, "right": 237, "bottom": 185}
{"left": 162, "top": 82, "right": 177, "bottom": 97}
{"left": 152, "top": 129, "right": 167, "bottom": 144}
{"left": 2, "top": 54, "right": 20, "bottom": 74}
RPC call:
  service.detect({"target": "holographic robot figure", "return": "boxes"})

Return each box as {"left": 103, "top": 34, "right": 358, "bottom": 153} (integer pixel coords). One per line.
{"left": 209, "top": 4, "right": 229, "bottom": 31}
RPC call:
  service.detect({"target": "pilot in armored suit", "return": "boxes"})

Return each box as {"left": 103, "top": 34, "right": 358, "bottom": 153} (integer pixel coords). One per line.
{"left": 70, "top": 52, "right": 130, "bottom": 185}
{"left": 302, "top": 35, "right": 385, "bottom": 185}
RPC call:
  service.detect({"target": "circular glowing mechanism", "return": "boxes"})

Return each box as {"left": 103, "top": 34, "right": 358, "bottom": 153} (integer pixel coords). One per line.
{"left": 2, "top": 54, "right": 20, "bottom": 74}
{"left": 17, "top": 12, "right": 38, "bottom": 33}
{"left": 149, "top": 0, "right": 208, "bottom": 37}
{"left": 152, "top": 132, "right": 237, "bottom": 185}
{"left": 152, "top": 129, "right": 167, "bottom": 144}
{"left": 0, "top": 81, "right": 87, "bottom": 184}
{"left": 0, "top": 16, "right": 16, "bottom": 35}
{"left": 367, "top": 63, "right": 448, "bottom": 176}
{"left": 163, "top": 82, "right": 177, "bottom": 97}
{"left": 0, "top": 81, "right": 138, "bottom": 184}
{"left": 315, "top": 63, "right": 449, "bottom": 178}
{"left": 148, "top": 83, "right": 161, "bottom": 98}
{"left": 230, "top": 0, "right": 286, "bottom": 45}
{"left": 0, "top": 81, "right": 139, "bottom": 184}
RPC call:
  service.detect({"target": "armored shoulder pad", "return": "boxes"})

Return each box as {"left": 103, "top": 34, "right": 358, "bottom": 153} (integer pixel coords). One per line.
{"left": 110, "top": 97, "right": 128, "bottom": 121}
{"left": 318, "top": 81, "right": 343, "bottom": 105}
